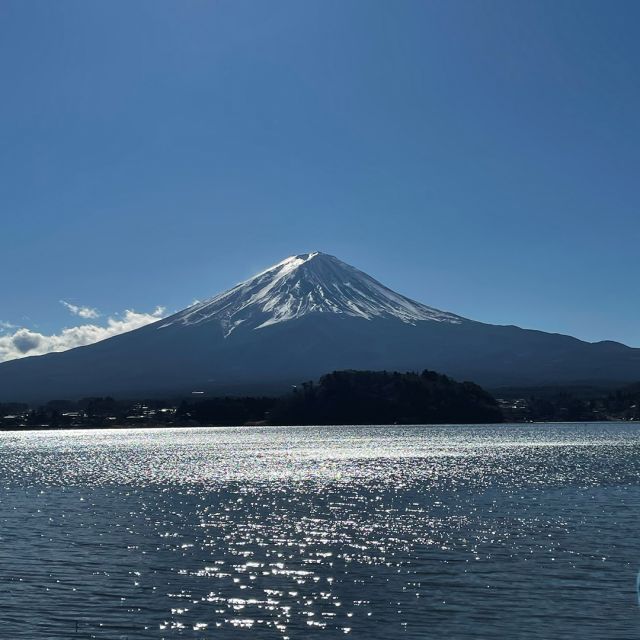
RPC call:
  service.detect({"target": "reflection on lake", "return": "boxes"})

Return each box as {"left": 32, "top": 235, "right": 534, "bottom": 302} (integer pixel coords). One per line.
{"left": 1, "top": 423, "right": 639, "bottom": 638}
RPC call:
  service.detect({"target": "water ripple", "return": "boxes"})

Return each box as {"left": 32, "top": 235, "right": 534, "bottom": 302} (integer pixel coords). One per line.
{"left": 1, "top": 423, "right": 639, "bottom": 638}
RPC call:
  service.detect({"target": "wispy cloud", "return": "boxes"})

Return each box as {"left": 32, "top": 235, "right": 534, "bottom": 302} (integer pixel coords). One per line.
{"left": 60, "top": 300, "right": 100, "bottom": 319}
{"left": 0, "top": 307, "right": 166, "bottom": 363}
{"left": 0, "top": 321, "right": 16, "bottom": 333}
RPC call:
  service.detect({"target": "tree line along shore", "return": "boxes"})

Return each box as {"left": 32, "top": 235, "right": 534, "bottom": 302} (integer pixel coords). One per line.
{"left": 1, "top": 369, "right": 639, "bottom": 430}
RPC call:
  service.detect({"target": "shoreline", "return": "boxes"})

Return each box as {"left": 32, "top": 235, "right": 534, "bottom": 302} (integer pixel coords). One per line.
{"left": 0, "top": 419, "right": 635, "bottom": 433}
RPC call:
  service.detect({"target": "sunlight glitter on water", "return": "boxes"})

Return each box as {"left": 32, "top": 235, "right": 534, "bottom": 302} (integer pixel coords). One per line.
{"left": 1, "top": 423, "right": 640, "bottom": 638}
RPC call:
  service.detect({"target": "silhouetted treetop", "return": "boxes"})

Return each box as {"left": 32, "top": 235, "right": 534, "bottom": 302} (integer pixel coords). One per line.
{"left": 270, "top": 369, "right": 503, "bottom": 425}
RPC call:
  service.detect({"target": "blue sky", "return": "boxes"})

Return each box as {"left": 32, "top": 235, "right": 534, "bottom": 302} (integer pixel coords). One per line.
{"left": 1, "top": 0, "right": 639, "bottom": 355}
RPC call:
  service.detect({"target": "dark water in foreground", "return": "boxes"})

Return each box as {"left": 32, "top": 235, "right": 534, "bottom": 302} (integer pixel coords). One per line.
{"left": 1, "top": 423, "right": 639, "bottom": 639}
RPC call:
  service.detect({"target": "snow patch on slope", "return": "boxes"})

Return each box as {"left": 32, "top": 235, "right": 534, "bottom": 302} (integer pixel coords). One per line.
{"left": 160, "top": 252, "right": 465, "bottom": 337}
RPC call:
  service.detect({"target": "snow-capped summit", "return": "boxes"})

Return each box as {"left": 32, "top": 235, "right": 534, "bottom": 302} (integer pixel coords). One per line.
{"left": 160, "top": 251, "right": 464, "bottom": 336}
{"left": 2, "top": 250, "right": 640, "bottom": 402}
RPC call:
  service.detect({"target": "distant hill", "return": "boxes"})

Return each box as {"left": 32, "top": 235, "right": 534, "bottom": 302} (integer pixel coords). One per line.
{"left": 1, "top": 252, "right": 640, "bottom": 402}
{"left": 270, "top": 370, "right": 503, "bottom": 425}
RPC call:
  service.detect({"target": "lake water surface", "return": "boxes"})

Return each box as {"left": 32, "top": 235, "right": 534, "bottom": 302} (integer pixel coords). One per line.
{"left": 1, "top": 423, "right": 639, "bottom": 638}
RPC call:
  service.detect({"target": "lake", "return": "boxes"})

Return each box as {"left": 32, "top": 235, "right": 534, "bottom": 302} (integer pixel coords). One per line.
{"left": 1, "top": 423, "right": 639, "bottom": 638}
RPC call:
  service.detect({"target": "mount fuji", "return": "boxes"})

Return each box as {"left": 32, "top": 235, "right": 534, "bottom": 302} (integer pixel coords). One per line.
{"left": 1, "top": 251, "right": 640, "bottom": 401}
{"left": 160, "top": 252, "right": 464, "bottom": 336}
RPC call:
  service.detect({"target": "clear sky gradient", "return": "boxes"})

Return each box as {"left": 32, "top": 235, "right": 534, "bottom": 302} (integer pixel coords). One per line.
{"left": 1, "top": 0, "right": 639, "bottom": 347}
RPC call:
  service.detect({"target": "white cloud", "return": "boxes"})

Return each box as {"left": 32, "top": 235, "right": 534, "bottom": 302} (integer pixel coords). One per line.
{"left": 0, "top": 307, "right": 166, "bottom": 363}
{"left": 60, "top": 300, "right": 100, "bottom": 319}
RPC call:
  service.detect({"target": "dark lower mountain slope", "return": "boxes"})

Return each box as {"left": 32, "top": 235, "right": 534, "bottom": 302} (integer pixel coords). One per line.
{"left": 1, "top": 311, "right": 639, "bottom": 403}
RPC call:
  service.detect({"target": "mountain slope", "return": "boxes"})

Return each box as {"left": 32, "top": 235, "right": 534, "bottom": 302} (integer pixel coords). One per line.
{"left": 1, "top": 252, "right": 639, "bottom": 402}
{"left": 159, "top": 252, "right": 464, "bottom": 335}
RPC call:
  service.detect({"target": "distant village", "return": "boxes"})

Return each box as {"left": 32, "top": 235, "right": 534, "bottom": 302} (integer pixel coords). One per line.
{"left": 496, "top": 391, "right": 640, "bottom": 423}
{"left": 1, "top": 380, "right": 639, "bottom": 429}
{"left": 0, "top": 400, "right": 182, "bottom": 430}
